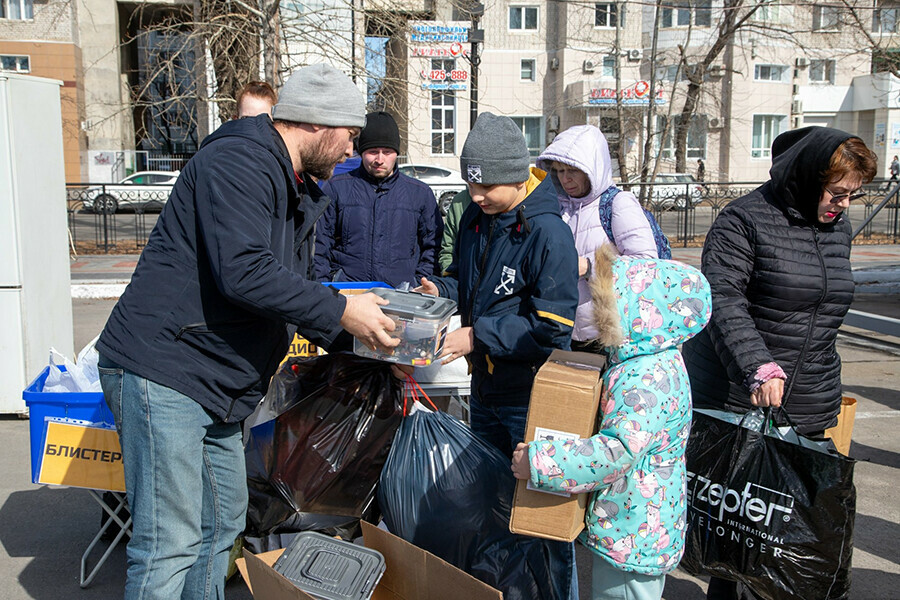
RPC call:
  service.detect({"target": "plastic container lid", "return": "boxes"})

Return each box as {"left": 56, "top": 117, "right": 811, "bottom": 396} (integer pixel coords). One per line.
{"left": 370, "top": 288, "right": 457, "bottom": 322}
{"left": 272, "top": 531, "right": 386, "bottom": 600}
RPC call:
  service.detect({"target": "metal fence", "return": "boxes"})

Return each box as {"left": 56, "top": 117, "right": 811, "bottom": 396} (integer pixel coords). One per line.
{"left": 67, "top": 183, "right": 170, "bottom": 253}
{"left": 66, "top": 179, "right": 900, "bottom": 254}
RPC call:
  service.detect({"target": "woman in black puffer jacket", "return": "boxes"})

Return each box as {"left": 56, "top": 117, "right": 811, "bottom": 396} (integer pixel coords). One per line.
{"left": 683, "top": 127, "right": 877, "bottom": 599}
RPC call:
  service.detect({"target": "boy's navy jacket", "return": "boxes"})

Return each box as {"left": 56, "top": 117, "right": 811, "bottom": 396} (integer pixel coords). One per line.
{"left": 433, "top": 169, "right": 579, "bottom": 401}
{"left": 315, "top": 165, "right": 443, "bottom": 287}
{"left": 96, "top": 115, "right": 347, "bottom": 423}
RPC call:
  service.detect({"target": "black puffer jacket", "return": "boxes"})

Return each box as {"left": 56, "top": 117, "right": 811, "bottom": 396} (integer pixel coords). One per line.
{"left": 683, "top": 127, "right": 855, "bottom": 434}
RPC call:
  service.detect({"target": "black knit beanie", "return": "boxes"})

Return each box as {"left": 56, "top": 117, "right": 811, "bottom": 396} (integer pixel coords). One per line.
{"left": 357, "top": 111, "right": 401, "bottom": 154}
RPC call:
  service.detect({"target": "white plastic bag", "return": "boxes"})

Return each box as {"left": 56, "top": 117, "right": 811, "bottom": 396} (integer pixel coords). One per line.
{"left": 43, "top": 336, "right": 102, "bottom": 393}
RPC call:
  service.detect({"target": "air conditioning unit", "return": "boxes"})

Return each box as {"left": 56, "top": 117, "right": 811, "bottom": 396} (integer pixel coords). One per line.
{"left": 583, "top": 59, "right": 596, "bottom": 73}
{"left": 708, "top": 117, "right": 722, "bottom": 129}
{"left": 791, "top": 99, "right": 803, "bottom": 114}
{"left": 795, "top": 57, "right": 810, "bottom": 68}
{"left": 627, "top": 49, "right": 643, "bottom": 61}
{"left": 549, "top": 115, "right": 560, "bottom": 130}
{"left": 708, "top": 65, "right": 725, "bottom": 78}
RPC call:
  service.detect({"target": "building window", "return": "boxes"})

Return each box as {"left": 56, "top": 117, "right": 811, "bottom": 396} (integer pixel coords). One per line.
{"left": 511, "top": 116, "right": 543, "bottom": 157}
{"left": 0, "top": 0, "right": 33, "bottom": 19}
{"left": 661, "top": 0, "right": 711, "bottom": 28}
{"left": 874, "top": 3, "right": 900, "bottom": 32}
{"left": 655, "top": 65, "right": 680, "bottom": 81}
{"left": 754, "top": 64, "right": 789, "bottom": 82}
{"left": 754, "top": 0, "right": 782, "bottom": 23}
{"left": 0, "top": 55, "right": 30, "bottom": 72}
{"left": 752, "top": 115, "right": 787, "bottom": 158}
{"left": 509, "top": 5, "right": 539, "bottom": 30}
{"left": 595, "top": 3, "right": 623, "bottom": 28}
{"left": 431, "top": 90, "right": 455, "bottom": 155}
{"left": 521, "top": 59, "right": 536, "bottom": 81}
{"left": 601, "top": 56, "right": 617, "bottom": 78}
{"left": 812, "top": 5, "right": 840, "bottom": 30}
{"left": 809, "top": 59, "right": 836, "bottom": 83}
{"left": 656, "top": 115, "right": 708, "bottom": 160}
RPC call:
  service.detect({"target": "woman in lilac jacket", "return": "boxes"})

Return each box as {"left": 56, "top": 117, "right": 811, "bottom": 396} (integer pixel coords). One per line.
{"left": 537, "top": 125, "right": 658, "bottom": 350}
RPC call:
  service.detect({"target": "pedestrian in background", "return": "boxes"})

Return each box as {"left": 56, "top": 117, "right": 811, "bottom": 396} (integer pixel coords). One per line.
{"left": 682, "top": 126, "right": 877, "bottom": 599}
{"left": 696, "top": 158, "right": 706, "bottom": 182}
{"left": 890, "top": 154, "right": 899, "bottom": 182}
{"left": 235, "top": 80, "right": 277, "bottom": 119}
{"left": 315, "top": 111, "right": 443, "bottom": 287}
{"left": 95, "top": 64, "right": 398, "bottom": 600}
{"left": 536, "top": 124, "right": 658, "bottom": 352}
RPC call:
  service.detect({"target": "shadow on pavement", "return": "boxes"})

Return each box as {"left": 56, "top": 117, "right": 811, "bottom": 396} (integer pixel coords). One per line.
{"left": 0, "top": 486, "right": 126, "bottom": 599}
{"left": 851, "top": 567, "right": 900, "bottom": 599}
{"left": 855, "top": 514, "right": 900, "bottom": 566}
{"left": 850, "top": 441, "right": 900, "bottom": 470}
{"left": 842, "top": 385, "right": 900, "bottom": 411}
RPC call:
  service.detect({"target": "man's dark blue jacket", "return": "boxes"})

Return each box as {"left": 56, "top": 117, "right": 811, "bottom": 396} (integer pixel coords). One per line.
{"left": 432, "top": 171, "right": 579, "bottom": 404}
{"left": 97, "top": 115, "right": 347, "bottom": 423}
{"left": 314, "top": 166, "right": 443, "bottom": 287}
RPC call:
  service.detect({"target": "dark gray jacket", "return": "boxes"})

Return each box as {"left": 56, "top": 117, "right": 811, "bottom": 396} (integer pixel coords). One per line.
{"left": 683, "top": 127, "right": 855, "bottom": 434}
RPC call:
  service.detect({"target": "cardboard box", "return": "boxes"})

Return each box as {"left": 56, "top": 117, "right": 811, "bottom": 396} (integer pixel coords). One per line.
{"left": 510, "top": 349, "right": 606, "bottom": 542}
{"left": 236, "top": 521, "right": 502, "bottom": 600}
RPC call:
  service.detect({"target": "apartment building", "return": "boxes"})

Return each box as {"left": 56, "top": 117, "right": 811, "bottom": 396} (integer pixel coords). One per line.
{"left": 401, "top": 0, "right": 896, "bottom": 182}
{"left": 0, "top": 0, "right": 86, "bottom": 180}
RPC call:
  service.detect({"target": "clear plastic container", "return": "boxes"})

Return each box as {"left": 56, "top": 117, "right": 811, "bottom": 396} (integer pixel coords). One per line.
{"left": 272, "top": 531, "right": 385, "bottom": 600}
{"left": 353, "top": 288, "right": 457, "bottom": 366}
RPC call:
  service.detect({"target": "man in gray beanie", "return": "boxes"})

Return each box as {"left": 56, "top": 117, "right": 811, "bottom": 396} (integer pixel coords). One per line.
{"left": 94, "top": 63, "right": 399, "bottom": 600}
{"left": 417, "top": 111, "right": 579, "bottom": 598}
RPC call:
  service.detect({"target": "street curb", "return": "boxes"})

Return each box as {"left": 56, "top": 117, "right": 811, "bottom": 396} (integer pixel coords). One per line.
{"left": 71, "top": 282, "right": 128, "bottom": 299}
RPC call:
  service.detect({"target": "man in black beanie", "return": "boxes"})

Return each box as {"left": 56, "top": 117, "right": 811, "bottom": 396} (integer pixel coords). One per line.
{"left": 315, "top": 111, "right": 444, "bottom": 287}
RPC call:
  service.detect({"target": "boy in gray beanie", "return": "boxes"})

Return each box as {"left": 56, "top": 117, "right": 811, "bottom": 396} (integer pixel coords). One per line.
{"left": 417, "top": 111, "right": 579, "bottom": 598}
{"left": 94, "top": 62, "right": 397, "bottom": 600}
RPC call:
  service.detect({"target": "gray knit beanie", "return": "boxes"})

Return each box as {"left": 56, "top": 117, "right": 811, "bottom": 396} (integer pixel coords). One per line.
{"left": 460, "top": 112, "right": 531, "bottom": 185}
{"left": 272, "top": 64, "right": 366, "bottom": 128}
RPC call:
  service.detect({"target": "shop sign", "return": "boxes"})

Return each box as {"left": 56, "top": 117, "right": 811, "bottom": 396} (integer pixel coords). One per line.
{"left": 420, "top": 68, "right": 469, "bottom": 82}
{"left": 411, "top": 43, "right": 469, "bottom": 58}
{"left": 422, "top": 82, "right": 468, "bottom": 91}
{"left": 588, "top": 80, "right": 667, "bottom": 106}
{"left": 410, "top": 22, "right": 469, "bottom": 43}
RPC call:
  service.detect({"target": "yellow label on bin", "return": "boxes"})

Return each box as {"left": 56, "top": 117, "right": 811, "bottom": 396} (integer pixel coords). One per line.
{"left": 38, "top": 421, "right": 126, "bottom": 492}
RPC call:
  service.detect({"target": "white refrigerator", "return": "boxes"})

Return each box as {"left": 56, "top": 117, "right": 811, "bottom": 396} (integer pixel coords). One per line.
{"left": 0, "top": 73, "right": 74, "bottom": 414}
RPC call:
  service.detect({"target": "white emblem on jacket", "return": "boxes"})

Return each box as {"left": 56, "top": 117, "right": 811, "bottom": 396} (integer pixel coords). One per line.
{"left": 494, "top": 265, "right": 516, "bottom": 295}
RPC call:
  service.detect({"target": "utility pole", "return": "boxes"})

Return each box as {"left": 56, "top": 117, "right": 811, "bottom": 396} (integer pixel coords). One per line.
{"left": 466, "top": 2, "right": 485, "bottom": 129}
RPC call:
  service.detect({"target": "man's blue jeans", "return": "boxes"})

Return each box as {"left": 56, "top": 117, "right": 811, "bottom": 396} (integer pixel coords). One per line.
{"left": 98, "top": 355, "right": 247, "bottom": 600}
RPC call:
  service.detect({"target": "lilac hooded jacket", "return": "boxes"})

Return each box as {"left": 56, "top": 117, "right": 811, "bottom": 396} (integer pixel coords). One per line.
{"left": 537, "top": 125, "right": 658, "bottom": 341}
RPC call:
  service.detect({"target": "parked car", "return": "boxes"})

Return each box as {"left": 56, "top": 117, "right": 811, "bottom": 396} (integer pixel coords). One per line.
{"left": 81, "top": 171, "right": 180, "bottom": 214}
{"left": 398, "top": 164, "right": 467, "bottom": 216}
{"left": 625, "top": 173, "right": 704, "bottom": 209}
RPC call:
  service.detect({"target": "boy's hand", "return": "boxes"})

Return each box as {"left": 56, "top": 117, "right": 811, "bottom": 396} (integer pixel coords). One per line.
{"left": 511, "top": 443, "right": 530, "bottom": 480}
{"left": 414, "top": 277, "right": 439, "bottom": 296}
{"left": 340, "top": 293, "right": 399, "bottom": 352}
{"left": 438, "top": 327, "right": 474, "bottom": 364}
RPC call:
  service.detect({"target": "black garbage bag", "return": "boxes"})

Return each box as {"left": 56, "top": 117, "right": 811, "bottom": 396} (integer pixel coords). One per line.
{"left": 681, "top": 409, "right": 855, "bottom": 600}
{"left": 245, "top": 353, "right": 402, "bottom": 538}
{"left": 377, "top": 407, "right": 572, "bottom": 600}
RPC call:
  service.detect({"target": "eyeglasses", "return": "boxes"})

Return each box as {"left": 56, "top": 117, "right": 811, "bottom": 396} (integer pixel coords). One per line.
{"left": 825, "top": 188, "right": 866, "bottom": 203}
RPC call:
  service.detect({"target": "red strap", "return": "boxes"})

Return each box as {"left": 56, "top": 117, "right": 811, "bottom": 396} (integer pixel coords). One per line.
{"left": 403, "top": 374, "right": 438, "bottom": 415}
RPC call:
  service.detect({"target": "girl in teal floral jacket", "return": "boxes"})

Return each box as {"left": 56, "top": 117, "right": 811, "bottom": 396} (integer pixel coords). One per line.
{"left": 512, "top": 246, "right": 711, "bottom": 600}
